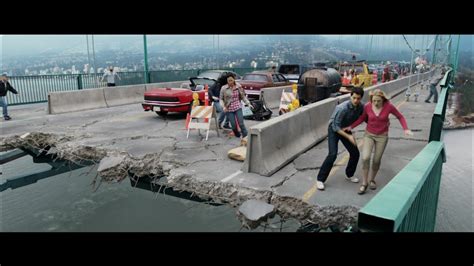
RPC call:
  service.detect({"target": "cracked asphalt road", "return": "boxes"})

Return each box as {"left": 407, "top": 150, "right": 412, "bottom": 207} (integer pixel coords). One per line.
{"left": 1, "top": 83, "right": 435, "bottom": 229}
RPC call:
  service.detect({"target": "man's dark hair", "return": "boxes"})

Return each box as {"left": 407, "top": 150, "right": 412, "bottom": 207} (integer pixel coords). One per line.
{"left": 217, "top": 75, "right": 228, "bottom": 85}
{"left": 351, "top": 86, "right": 364, "bottom": 97}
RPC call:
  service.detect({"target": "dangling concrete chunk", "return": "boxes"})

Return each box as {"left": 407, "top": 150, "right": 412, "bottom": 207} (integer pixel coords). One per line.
{"left": 98, "top": 155, "right": 126, "bottom": 172}
{"left": 238, "top": 199, "right": 275, "bottom": 226}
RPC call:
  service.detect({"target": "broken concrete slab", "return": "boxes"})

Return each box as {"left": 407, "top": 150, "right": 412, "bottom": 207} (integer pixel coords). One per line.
{"left": 97, "top": 155, "right": 127, "bottom": 172}
{"left": 227, "top": 163, "right": 298, "bottom": 192}
{"left": 160, "top": 148, "right": 219, "bottom": 166}
{"left": 103, "top": 137, "right": 176, "bottom": 158}
{"left": 274, "top": 170, "right": 317, "bottom": 199}
{"left": 238, "top": 199, "right": 275, "bottom": 229}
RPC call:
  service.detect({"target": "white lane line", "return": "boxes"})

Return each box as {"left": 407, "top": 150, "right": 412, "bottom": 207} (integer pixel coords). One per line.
{"left": 221, "top": 170, "right": 243, "bottom": 182}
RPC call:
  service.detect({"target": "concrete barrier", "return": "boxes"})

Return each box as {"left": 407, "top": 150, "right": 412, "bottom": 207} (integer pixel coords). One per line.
{"left": 103, "top": 84, "right": 146, "bottom": 107}
{"left": 260, "top": 85, "right": 294, "bottom": 109}
{"left": 242, "top": 97, "right": 338, "bottom": 176}
{"left": 359, "top": 70, "right": 436, "bottom": 102}
{"left": 48, "top": 88, "right": 107, "bottom": 114}
{"left": 48, "top": 80, "right": 190, "bottom": 114}
{"left": 303, "top": 98, "right": 339, "bottom": 146}
{"left": 242, "top": 70, "right": 437, "bottom": 176}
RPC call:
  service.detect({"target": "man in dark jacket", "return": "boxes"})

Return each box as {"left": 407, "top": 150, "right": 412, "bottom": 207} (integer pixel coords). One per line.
{"left": 209, "top": 75, "right": 230, "bottom": 129}
{"left": 425, "top": 69, "right": 446, "bottom": 103}
{"left": 0, "top": 73, "right": 18, "bottom": 120}
{"left": 315, "top": 87, "right": 365, "bottom": 191}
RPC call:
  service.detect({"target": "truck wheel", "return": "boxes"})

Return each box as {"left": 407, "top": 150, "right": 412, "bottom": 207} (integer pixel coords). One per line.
{"left": 156, "top": 110, "right": 168, "bottom": 116}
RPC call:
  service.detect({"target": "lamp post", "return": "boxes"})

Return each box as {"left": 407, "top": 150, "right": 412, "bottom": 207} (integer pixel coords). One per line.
{"left": 143, "top": 35, "right": 149, "bottom": 83}
{"left": 453, "top": 35, "right": 461, "bottom": 77}
{"left": 406, "top": 49, "right": 420, "bottom": 101}
{"left": 92, "top": 35, "right": 99, "bottom": 87}
{"left": 431, "top": 35, "right": 438, "bottom": 66}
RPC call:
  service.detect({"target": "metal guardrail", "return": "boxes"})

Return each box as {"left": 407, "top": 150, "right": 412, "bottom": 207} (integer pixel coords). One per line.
{"left": 357, "top": 67, "right": 455, "bottom": 232}
{"left": 358, "top": 141, "right": 445, "bottom": 232}
{"left": 429, "top": 68, "right": 454, "bottom": 142}
{"left": 5, "top": 68, "right": 267, "bottom": 106}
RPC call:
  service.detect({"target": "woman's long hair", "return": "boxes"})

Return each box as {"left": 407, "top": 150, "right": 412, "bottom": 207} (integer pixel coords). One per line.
{"left": 369, "top": 89, "right": 389, "bottom": 103}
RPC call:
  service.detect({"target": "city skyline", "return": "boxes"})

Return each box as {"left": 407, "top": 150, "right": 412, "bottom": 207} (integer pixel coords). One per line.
{"left": 1, "top": 35, "right": 471, "bottom": 76}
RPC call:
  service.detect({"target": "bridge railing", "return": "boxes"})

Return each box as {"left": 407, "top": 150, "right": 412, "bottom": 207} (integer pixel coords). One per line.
{"left": 358, "top": 67, "right": 454, "bottom": 232}
{"left": 429, "top": 69, "right": 454, "bottom": 142}
{"left": 5, "top": 68, "right": 267, "bottom": 106}
{"left": 357, "top": 141, "right": 445, "bottom": 232}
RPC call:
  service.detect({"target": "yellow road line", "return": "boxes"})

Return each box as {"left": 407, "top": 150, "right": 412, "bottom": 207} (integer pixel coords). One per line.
{"left": 396, "top": 100, "right": 406, "bottom": 109}
{"left": 302, "top": 140, "right": 364, "bottom": 202}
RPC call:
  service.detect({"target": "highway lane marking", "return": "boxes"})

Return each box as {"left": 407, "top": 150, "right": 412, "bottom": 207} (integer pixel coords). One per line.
{"left": 221, "top": 170, "right": 243, "bottom": 182}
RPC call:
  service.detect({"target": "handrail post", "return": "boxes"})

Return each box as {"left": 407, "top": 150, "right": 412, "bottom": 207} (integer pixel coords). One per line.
{"left": 77, "top": 74, "right": 83, "bottom": 90}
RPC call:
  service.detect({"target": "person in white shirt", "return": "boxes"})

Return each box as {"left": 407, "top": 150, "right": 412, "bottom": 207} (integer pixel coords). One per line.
{"left": 101, "top": 66, "right": 121, "bottom": 87}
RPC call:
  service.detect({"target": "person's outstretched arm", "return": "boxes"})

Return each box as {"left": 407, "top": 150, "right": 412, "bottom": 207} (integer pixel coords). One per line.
{"left": 8, "top": 82, "right": 18, "bottom": 94}
{"left": 390, "top": 103, "right": 412, "bottom": 136}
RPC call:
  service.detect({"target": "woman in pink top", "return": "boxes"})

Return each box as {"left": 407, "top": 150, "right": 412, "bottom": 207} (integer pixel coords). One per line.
{"left": 348, "top": 89, "right": 413, "bottom": 194}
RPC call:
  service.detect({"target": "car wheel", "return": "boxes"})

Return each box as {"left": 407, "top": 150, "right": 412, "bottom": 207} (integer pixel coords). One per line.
{"left": 156, "top": 110, "right": 168, "bottom": 116}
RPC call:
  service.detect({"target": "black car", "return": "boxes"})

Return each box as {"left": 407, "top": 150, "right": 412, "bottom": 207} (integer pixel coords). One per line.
{"left": 277, "top": 64, "right": 316, "bottom": 83}
{"left": 187, "top": 70, "right": 241, "bottom": 90}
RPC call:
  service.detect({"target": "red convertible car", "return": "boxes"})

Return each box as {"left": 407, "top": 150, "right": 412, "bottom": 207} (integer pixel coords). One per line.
{"left": 142, "top": 86, "right": 205, "bottom": 116}
{"left": 142, "top": 70, "right": 240, "bottom": 116}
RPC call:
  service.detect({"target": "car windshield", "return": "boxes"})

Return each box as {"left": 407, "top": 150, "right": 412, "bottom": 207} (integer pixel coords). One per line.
{"left": 191, "top": 78, "right": 216, "bottom": 87}
{"left": 243, "top": 74, "right": 268, "bottom": 82}
{"left": 199, "top": 71, "right": 221, "bottom": 80}
{"left": 278, "top": 65, "right": 300, "bottom": 74}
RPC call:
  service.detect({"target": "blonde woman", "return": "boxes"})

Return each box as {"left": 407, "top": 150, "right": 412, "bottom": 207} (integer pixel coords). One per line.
{"left": 348, "top": 89, "right": 413, "bottom": 194}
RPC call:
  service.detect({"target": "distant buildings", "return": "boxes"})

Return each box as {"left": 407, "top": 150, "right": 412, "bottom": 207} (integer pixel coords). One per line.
{"left": 250, "top": 60, "right": 258, "bottom": 68}
{"left": 4, "top": 38, "right": 390, "bottom": 76}
{"left": 265, "top": 61, "right": 277, "bottom": 68}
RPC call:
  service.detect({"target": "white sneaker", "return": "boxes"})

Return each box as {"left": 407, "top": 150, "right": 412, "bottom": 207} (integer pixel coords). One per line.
{"left": 316, "top": 181, "right": 325, "bottom": 190}
{"left": 346, "top": 176, "right": 359, "bottom": 183}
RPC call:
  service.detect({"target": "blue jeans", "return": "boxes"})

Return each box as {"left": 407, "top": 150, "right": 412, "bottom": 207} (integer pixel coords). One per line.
{"left": 317, "top": 125, "right": 360, "bottom": 182}
{"left": 426, "top": 84, "right": 438, "bottom": 102}
{"left": 226, "top": 108, "right": 248, "bottom": 138}
{"left": 0, "top": 97, "right": 8, "bottom": 117}
{"left": 213, "top": 101, "right": 229, "bottom": 126}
